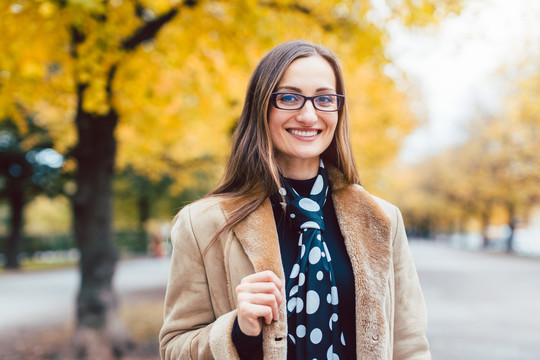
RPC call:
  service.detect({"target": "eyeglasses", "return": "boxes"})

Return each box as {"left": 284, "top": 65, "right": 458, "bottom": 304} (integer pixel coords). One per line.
{"left": 270, "top": 92, "right": 345, "bottom": 112}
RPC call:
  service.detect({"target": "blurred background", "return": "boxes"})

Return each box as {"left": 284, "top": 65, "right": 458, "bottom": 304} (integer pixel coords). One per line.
{"left": 1, "top": 0, "right": 539, "bottom": 359}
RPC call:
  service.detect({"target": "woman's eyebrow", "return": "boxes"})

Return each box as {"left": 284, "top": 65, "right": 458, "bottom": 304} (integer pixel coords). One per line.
{"left": 276, "top": 85, "right": 302, "bottom": 92}
{"left": 275, "top": 85, "right": 336, "bottom": 92}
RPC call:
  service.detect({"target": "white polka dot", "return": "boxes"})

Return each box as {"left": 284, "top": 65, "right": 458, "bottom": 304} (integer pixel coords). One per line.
{"left": 319, "top": 159, "right": 325, "bottom": 168}
{"left": 287, "top": 297, "right": 297, "bottom": 312}
{"left": 290, "top": 213, "right": 296, "bottom": 218}
{"left": 316, "top": 271, "right": 323, "bottom": 280}
{"left": 296, "top": 298, "right": 304, "bottom": 313}
{"left": 311, "top": 175, "right": 324, "bottom": 195}
{"left": 309, "top": 247, "right": 322, "bottom": 264}
{"left": 317, "top": 234, "right": 322, "bottom": 240}
{"left": 298, "top": 273, "right": 305, "bottom": 286}
{"left": 327, "top": 293, "right": 332, "bottom": 304}
{"left": 289, "top": 285, "right": 298, "bottom": 297}
{"left": 321, "top": 252, "right": 326, "bottom": 257}
{"left": 306, "top": 290, "right": 320, "bottom": 314}
{"left": 330, "top": 286, "right": 339, "bottom": 305}
{"left": 279, "top": 187, "right": 287, "bottom": 195}
{"left": 323, "top": 242, "right": 332, "bottom": 261}
{"left": 301, "top": 244, "right": 306, "bottom": 258}
{"left": 329, "top": 313, "right": 338, "bottom": 330}
{"left": 301, "top": 221, "right": 320, "bottom": 229}
{"left": 327, "top": 345, "right": 339, "bottom": 360}
{"left": 341, "top": 332, "right": 346, "bottom": 346}
{"left": 298, "top": 233, "right": 303, "bottom": 245}
{"left": 296, "top": 325, "right": 306, "bottom": 338}
{"left": 299, "top": 198, "right": 320, "bottom": 212}
{"left": 289, "top": 333, "right": 296, "bottom": 344}
{"left": 310, "top": 328, "right": 322, "bottom": 344}
{"left": 290, "top": 264, "right": 300, "bottom": 278}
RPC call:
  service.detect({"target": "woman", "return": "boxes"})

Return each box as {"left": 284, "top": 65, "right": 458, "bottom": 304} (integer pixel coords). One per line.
{"left": 159, "top": 41, "right": 430, "bottom": 359}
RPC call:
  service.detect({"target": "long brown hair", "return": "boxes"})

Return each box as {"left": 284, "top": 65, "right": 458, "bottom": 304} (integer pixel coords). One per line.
{"left": 209, "top": 40, "right": 359, "bottom": 234}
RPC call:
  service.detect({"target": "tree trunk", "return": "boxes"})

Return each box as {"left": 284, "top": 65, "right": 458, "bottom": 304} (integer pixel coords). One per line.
{"left": 506, "top": 202, "right": 516, "bottom": 253}
{"left": 456, "top": 217, "right": 467, "bottom": 247}
{"left": 137, "top": 189, "right": 150, "bottom": 252}
{"left": 63, "top": 6, "right": 181, "bottom": 358}
{"left": 480, "top": 205, "right": 492, "bottom": 249}
{"left": 68, "top": 84, "right": 130, "bottom": 359}
{"left": 5, "top": 184, "right": 24, "bottom": 269}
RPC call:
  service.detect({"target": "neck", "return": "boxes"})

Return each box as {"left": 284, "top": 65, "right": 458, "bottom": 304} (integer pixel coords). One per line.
{"left": 277, "top": 156, "right": 319, "bottom": 180}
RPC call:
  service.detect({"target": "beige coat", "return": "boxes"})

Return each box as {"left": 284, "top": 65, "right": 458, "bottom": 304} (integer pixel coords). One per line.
{"left": 159, "top": 167, "right": 431, "bottom": 359}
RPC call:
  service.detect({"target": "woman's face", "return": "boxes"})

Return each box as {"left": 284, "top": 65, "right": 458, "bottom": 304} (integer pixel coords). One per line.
{"left": 268, "top": 55, "right": 338, "bottom": 178}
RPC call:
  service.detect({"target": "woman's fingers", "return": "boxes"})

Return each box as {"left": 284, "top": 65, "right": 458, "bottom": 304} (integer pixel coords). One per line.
{"left": 238, "top": 270, "right": 283, "bottom": 308}
{"left": 236, "top": 281, "right": 282, "bottom": 307}
{"left": 240, "top": 270, "right": 282, "bottom": 288}
{"left": 237, "top": 292, "right": 280, "bottom": 322}
{"left": 236, "top": 270, "right": 283, "bottom": 336}
{"left": 237, "top": 303, "right": 272, "bottom": 336}
{"left": 236, "top": 292, "right": 277, "bottom": 335}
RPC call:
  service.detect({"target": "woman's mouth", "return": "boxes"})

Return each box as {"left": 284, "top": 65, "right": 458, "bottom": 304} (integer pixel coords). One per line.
{"left": 287, "top": 129, "right": 321, "bottom": 138}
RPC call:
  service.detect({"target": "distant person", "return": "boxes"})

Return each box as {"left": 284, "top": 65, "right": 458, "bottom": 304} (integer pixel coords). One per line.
{"left": 159, "top": 40, "right": 430, "bottom": 359}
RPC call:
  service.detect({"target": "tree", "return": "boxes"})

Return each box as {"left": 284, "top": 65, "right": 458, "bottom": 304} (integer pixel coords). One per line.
{"left": 0, "top": 115, "right": 64, "bottom": 268}
{"left": 386, "top": 106, "right": 540, "bottom": 251}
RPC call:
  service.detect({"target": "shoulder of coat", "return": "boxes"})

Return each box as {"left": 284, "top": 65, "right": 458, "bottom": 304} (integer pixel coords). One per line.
{"left": 350, "top": 184, "right": 399, "bottom": 222}
{"left": 174, "top": 196, "right": 227, "bottom": 228}
{"left": 185, "top": 195, "right": 224, "bottom": 214}
{"left": 171, "top": 196, "right": 228, "bottom": 252}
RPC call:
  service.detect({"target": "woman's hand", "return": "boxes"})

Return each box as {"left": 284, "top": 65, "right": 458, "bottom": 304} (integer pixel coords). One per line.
{"left": 236, "top": 270, "right": 283, "bottom": 336}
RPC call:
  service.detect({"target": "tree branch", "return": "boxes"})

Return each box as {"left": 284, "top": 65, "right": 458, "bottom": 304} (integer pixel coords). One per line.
{"left": 122, "top": 0, "right": 202, "bottom": 51}
{"left": 258, "top": 0, "right": 334, "bottom": 31}
{"left": 259, "top": 1, "right": 311, "bottom": 15}
{"left": 121, "top": 7, "right": 180, "bottom": 51}
{"left": 69, "top": 25, "right": 86, "bottom": 58}
{"left": 106, "top": 64, "right": 118, "bottom": 103}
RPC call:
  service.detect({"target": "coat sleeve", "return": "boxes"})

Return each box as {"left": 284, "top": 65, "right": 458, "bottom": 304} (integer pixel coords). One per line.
{"left": 391, "top": 205, "right": 432, "bottom": 360}
{"left": 159, "top": 205, "right": 240, "bottom": 359}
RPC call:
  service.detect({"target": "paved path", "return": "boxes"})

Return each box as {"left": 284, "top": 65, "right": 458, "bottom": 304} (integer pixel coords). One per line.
{"left": 2, "top": 243, "right": 539, "bottom": 359}
{"left": 0, "top": 257, "right": 170, "bottom": 333}
{"left": 410, "top": 240, "right": 540, "bottom": 360}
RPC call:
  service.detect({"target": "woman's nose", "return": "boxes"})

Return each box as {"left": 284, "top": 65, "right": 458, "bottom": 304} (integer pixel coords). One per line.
{"left": 296, "top": 100, "right": 318, "bottom": 125}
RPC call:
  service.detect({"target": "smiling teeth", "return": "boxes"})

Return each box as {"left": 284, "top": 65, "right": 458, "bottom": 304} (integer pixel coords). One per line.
{"left": 289, "top": 129, "right": 318, "bottom": 137}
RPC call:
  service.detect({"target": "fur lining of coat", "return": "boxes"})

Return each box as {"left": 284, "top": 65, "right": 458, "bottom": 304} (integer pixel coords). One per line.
{"left": 159, "top": 166, "right": 431, "bottom": 359}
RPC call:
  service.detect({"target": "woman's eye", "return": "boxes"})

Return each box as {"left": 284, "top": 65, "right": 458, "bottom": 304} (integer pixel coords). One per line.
{"left": 278, "top": 94, "right": 300, "bottom": 104}
{"left": 316, "top": 95, "right": 336, "bottom": 106}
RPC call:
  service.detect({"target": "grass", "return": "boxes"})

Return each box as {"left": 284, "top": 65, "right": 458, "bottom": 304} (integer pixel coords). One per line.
{"left": 0, "top": 260, "right": 77, "bottom": 274}
{"left": 0, "top": 289, "right": 165, "bottom": 360}
{"left": 120, "top": 290, "right": 166, "bottom": 346}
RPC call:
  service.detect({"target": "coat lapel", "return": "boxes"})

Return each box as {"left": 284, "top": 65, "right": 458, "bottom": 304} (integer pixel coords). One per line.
{"left": 222, "top": 197, "right": 288, "bottom": 356}
{"left": 222, "top": 198, "right": 285, "bottom": 279}
{"left": 329, "top": 166, "right": 393, "bottom": 359}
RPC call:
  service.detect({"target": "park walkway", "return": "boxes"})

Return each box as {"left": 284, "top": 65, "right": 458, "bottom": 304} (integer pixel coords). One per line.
{"left": 1, "top": 243, "right": 539, "bottom": 359}
{"left": 411, "top": 240, "right": 540, "bottom": 360}
{"left": 0, "top": 257, "right": 170, "bottom": 333}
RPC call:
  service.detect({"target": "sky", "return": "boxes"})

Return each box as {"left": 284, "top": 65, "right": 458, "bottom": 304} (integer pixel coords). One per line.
{"left": 383, "top": 0, "right": 540, "bottom": 162}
